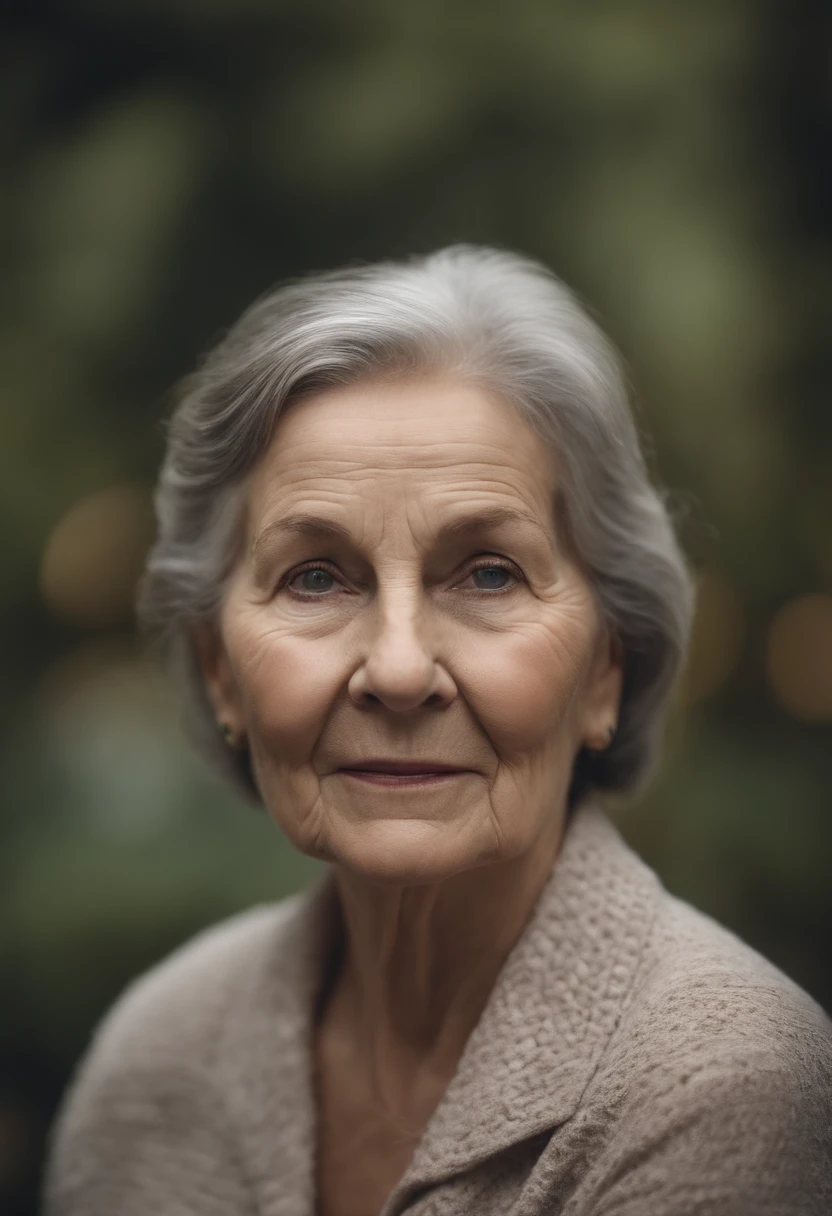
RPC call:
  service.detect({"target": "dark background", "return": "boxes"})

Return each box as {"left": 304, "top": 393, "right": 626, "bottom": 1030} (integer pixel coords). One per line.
{"left": 2, "top": 4, "right": 831, "bottom": 1212}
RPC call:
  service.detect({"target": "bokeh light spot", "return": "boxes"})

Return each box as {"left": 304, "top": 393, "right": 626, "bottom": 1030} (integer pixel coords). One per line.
{"left": 39, "top": 484, "right": 155, "bottom": 626}
{"left": 680, "top": 567, "right": 746, "bottom": 705}
{"left": 765, "top": 594, "right": 832, "bottom": 722}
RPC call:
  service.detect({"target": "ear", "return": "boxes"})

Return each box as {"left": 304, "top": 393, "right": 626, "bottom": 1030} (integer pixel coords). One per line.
{"left": 578, "top": 627, "right": 625, "bottom": 750}
{"left": 192, "top": 621, "right": 247, "bottom": 740}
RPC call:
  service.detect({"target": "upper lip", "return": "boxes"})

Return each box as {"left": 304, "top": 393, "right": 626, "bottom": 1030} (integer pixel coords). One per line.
{"left": 338, "top": 760, "right": 466, "bottom": 774}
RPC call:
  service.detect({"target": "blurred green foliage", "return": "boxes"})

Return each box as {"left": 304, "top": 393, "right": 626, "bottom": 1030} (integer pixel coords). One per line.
{"left": 1, "top": 3, "right": 831, "bottom": 1212}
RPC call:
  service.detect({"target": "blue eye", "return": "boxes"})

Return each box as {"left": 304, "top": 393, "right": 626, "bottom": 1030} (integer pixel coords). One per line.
{"left": 290, "top": 565, "right": 336, "bottom": 594}
{"left": 469, "top": 564, "right": 516, "bottom": 591}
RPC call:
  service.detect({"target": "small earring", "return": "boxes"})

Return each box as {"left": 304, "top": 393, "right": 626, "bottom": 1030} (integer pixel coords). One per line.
{"left": 220, "top": 722, "right": 240, "bottom": 748}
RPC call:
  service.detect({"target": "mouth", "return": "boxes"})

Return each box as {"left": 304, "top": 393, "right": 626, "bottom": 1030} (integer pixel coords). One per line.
{"left": 336, "top": 761, "right": 469, "bottom": 787}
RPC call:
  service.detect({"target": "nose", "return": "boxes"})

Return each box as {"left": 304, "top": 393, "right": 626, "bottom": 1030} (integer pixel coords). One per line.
{"left": 347, "top": 585, "right": 457, "bottom": 712}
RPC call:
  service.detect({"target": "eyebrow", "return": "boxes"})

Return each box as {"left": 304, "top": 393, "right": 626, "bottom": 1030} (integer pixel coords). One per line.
{"left": 251, "top": 505, "right": 552, "bottom": 563}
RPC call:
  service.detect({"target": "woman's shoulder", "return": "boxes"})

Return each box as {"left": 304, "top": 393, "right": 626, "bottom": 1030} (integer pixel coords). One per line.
{"left": 81, "top": 893, "right": 308, "bottom": 1073}
{"left": 599, "top": 867, "right": 832, "bottom": 1106}
{"left": 55, "top": 892, "right": 311, "bottom": 1093}
{"left": 43, "top": 889, "right": 319, "bottom": 1213}
{"left": 570, "top": 876, "right": 832, "bottom": 1210}
{"left": 579, "top": 805, "right": 832, "bottom": 1065}
{"left": 639, "top": 884, "right": 832, "bottom": 1055}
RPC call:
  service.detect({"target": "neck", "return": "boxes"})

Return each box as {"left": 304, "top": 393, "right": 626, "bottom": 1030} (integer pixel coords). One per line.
{"left": 322, "top": 816, "right": 566, "bottom": 1124}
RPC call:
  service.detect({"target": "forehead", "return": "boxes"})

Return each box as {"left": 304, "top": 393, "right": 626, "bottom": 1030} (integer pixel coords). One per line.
{"left": 248, "top": 378, "right": 557, "bottom": 504}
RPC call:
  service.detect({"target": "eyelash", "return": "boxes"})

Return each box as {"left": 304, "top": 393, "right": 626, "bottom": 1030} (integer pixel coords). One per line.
{"left": 279, "top": 557, "right": 523, "bottom": 600}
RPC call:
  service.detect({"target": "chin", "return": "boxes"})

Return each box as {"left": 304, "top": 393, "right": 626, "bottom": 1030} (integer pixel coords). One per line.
{"left": 318, "top": 818, "right": 506, "bottom": 886}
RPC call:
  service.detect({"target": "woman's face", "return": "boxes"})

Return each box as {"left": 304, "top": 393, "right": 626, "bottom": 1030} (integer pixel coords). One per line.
{"left": 198, "top": 378, "right": 623, "bottom": 883}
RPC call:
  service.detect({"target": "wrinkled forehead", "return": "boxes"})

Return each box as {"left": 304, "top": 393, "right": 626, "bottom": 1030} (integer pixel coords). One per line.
{"left": 245, "top": 376, "right": 560, "bottom": 513}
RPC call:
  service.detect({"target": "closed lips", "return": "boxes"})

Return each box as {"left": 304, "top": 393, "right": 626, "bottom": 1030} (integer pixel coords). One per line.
{"left": 339, "top": 762, "right": 465, "bottom": 774}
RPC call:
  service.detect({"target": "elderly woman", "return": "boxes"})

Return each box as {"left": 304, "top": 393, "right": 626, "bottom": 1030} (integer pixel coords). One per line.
{"left": 45, "top": 247, "right": 832, "bottom": 1216}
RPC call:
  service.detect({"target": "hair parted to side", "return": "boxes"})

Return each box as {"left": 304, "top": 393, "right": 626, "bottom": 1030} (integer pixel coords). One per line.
{"left": 137, "top": 245, "right": 695, "bottom": 811}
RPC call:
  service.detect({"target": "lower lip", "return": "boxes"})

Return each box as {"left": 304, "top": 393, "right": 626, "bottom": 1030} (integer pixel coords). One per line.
{"left": 338, "top": 770, "right": 464, "bottom": 787}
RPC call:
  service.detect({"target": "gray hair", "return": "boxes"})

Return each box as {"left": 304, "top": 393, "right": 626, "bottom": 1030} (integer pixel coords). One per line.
{"left": 138, "top": 245, "right": 695, "bottom": 811}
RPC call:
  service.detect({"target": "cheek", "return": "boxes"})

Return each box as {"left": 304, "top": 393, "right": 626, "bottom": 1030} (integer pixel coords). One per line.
{"left": 464, "top": 621, "right": 588, "bottom": 757}
{"left": 229, "top": 623, "right": 342, "bottom": 766}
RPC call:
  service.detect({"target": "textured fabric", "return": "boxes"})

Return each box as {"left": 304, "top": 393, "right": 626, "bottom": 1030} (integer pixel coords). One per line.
{"left": 43, "top": 801, "right": 832, "bottom": 1215}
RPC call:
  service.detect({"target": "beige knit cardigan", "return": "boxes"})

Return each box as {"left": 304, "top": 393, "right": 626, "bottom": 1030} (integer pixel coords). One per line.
{"left": 43, "top": 801, "right": 832, "bottom": 1215}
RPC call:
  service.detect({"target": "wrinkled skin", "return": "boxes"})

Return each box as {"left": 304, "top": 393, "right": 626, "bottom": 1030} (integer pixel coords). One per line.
{"left": 199, "top": 376, "right": 622, "bottom": 882}
{"left": 196, "top": 376, "right": 624, "bottom": 1216}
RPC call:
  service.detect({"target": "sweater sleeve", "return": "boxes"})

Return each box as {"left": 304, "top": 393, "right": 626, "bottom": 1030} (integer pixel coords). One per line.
{"left": 587, "top": 1054, "right": 832, "bottom": 1216}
